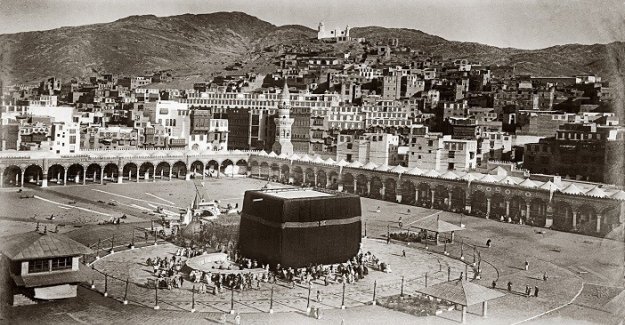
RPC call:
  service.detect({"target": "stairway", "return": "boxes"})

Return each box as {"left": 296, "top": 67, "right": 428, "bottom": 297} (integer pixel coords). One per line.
{"left": 12, "top": 294, "right": 37, "bottom": 306}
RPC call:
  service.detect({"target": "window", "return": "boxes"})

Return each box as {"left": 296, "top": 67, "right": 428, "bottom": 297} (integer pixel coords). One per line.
{"left": 448, "top": 163, "right": 455, "bottom": 170}
{"left": 28, "top": 259, "right": 48, "bottom": 273}
{"left": 51, "top": 257, "right": 72, "bottom": 271}
{"left": 448, "top": 151, "right": 455, "bottom": 158}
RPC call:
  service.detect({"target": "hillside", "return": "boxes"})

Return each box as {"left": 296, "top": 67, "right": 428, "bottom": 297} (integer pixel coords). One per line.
{"left": 0, "top": 11, "right": 623, "bottom": 85}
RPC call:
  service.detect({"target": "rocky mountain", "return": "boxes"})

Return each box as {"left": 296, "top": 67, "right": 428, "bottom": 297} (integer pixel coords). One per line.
{"left": 0, "top": 11, "right": 623, "bottom": 87}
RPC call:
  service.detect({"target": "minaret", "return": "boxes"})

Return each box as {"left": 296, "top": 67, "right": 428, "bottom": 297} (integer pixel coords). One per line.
{"left": 272, "top": 81, "right": 294, "bottom": 156}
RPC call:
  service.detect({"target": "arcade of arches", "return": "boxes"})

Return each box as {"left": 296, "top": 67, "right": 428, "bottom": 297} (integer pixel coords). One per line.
{"left": 246, "top": 158, "right": 623, "bottom": 238}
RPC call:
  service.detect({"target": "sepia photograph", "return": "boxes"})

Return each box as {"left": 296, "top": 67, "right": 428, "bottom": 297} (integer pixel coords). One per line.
{"left": 0, "top": 0, "right": 624, "bottom": 324}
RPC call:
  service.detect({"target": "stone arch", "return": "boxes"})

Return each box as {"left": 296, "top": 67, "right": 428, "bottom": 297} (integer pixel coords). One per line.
{"left": 599, "top": 205, "right": 620, "bottom": 235}
{"left": 103, "top": 163, "right": 119, "bottom": 181}
{"left": 269, "top": 162, "right": 280, "bottom": 181}
{"left": 139, "top": 162, "right": 155, "bottom": 181}
{"left": 384, "top": 178, "right": 397, "bottom": 202}
{"left": 280, "top": 164, "right": 290, "bottom": 183}
{"left": 471, "top": 190, "right": 487, "bottom": 217}
{"left": 67, "top": 163, "right": 85, "bottom": 184}
{"left": 433, "top": 185, "right": 449, "bottom": 210}
{"left": 509, "top": 195, "right": 527, "bottom": 222}
{"left": 191, "top": 143, "right": 199, "bottom": 151}
{"left": 328, "top": 171, "right": 339, "bottom": 190}
{"left": 2, "top": 165, "right": 21, "bottom": 187}
{"left": 316, "top": 169, "right": 328, "bottom": 188}
{"left": 172, "top": 161, "right": 187, "bottom": 178}
{"left": 235, "top": 159, "right": 248, "bottom": 175}
{"left": 24, "top": 164, "right": 44, "bottom": 185}
{"left": 401, "top": 180, "right": 416, "bottom": 204}
{"left": 190, "top": 160, "right": 204, "bottom": 178}
{"left": 292, "top": 166, "right": 303, "bottom": 185}
{"left": 369, "top": 176, "right": 383, "bottom": 199}
{"left": 259, "top": 162, "right": 270, "bottom": 179}
{"left": 47, "top": 164, "right": 66, "bottom": 185}
{"left": 86, "top": 163, "right": 102, "bottom": 183}
{"left": 155, "top": 162, "right": 171, "bottom": 179}
{"left": 577, "top": 205, "right": 597, "bottom": 234}
{"left": 417, "top": 182, "right": 431, "bottom": 207}
{"left": 207, "top": 160, "right": 220, "bottom": 178}
{"left": 529, "top": 198, "right": 547, "bottom": 227}
{"left": 122, "top": 162, "right": 138, "bottom": 181}
{"left": 221, "top": 159, "right": 234, "bottom": 176}
{"left": 490, "top": 193, "right": 506, "bottom": 219}
{"left": 450, "top": 186, "right": 466, "bottom": 213}
{"left": 342, "top": 173, "right": 355, "bottom": 193}
{"left": 304, "top": 168, "right": 315, "bottom": 186}
{"left": 356, "top": 174, "right": 368, "bottom": 196}
{"left": 553, "top": 201, "right": 573, "bottom": 231}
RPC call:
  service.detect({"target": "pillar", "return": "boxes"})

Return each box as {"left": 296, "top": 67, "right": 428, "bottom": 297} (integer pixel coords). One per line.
{"left": 596, "top": 214, "right": 602, "bottom": 233}
{"left": 572, "top": 211, "right": 577, "bottom": 230}
{"left": 202, "top": 168, "right": 206, "bottom": 180}
{"left": 75, "top": 172, "right": 80, "bottom": 183}
{"left": 482, "top": 301, "right": 488, "bottom": 317}
{"left": 63, "top": 169, "right": 68, "bottom": 186}
{"left": 461, "top": 305, "right": 467, "bottom": 324}
{"left": 145, "top": 171, "right": 150, "bottom": 181}
{"left": 526, "top": 203, "right": 531, "bottom": 221}
{"left": 486, "top": 198, "right": 491, "bottom": 219}
{"left": 83, "top": 168, "right": 87, "bottom": 185}
{"left": 0, "top": 170, "right": 4, "bottom": 188}
{"left": 169, "top": 166, "right": 173, "bottom": 181}
{"left": 279, "top": 169, "right": 282, "bottom": 182}
{"left": 415, "top": 189, "right": 419, "bottom": 204}
{"left": 505, "top": 200, "right": 510, "bottom": 218}
{"left": 380, "top": 184, "right": 386, "bottom": 198}
{"left": 314, "top": 173, "right": 318, "bottom": 187}
{"left": 353, "top": 179, "right": 357, "bottom": 194}
{"left": 185, "top": 173, "right": 191, "bottom": 181}
{"left": 366, "top": 181, "right": 371, "bottom": 196}
{"left": 21, "top": 169, "right": 25, "bottom": 187}
{"left": 160, "top": 169, "right": 164, "bottom": 180}
{"left": 117, "top": 173, "right": 123, "bottom": 184}
{"left": 100, "top": 168, "right": 104, "bottom": 184}
{"left": 448, "top": 192, "right": 453, "bottom": 210}
{"left": 451, "top": 231, "right": 455, "bottom": 243}
{"left": 430, "top": 190, "right": 435, "bottom": 207}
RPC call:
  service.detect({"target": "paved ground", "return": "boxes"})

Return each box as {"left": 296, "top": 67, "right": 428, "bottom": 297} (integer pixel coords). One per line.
{"left": 1, "top": 178, "right": 623, "bottom": 324}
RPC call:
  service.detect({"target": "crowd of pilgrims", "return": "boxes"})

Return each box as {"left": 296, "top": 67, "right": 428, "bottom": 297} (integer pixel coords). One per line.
{"left": 145, "top": 246, "right": 390, "bottom": 292}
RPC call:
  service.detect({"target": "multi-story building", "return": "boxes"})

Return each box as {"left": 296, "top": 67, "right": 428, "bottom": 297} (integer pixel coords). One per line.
{"left": 49, "top": 122, "right": 80, "bottom": 154}
{"left": 188, "top": 119, "right": 228, "bottom": 151}
{"left": 523, "top": 123, "right": 625, "bottom": 184}
{"left": 336, "top": 132, "right": 399, "bottom": 166}
{"left": 271, "top": 83, "right": 294, "bottom": 156}
{"left": 81, "top": 126, "right": 140, "bottom": 150}
{"left": 478, "top": 131, "right": 513, "bottom": 166}
{"left": 408, "top": 126, "right": 477, "bottom": 171}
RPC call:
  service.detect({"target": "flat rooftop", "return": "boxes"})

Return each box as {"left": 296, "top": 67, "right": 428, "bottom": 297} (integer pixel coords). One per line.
{"left": 261, "top": 189, "right": 333, "bottom": 199}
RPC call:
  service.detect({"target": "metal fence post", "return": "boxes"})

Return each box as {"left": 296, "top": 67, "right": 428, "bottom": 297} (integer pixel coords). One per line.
{"left": 425, "top": 272, "right": 428, "bottom": 287}
{"left": 400, "top": 276, "right": 404, "bottom": 297}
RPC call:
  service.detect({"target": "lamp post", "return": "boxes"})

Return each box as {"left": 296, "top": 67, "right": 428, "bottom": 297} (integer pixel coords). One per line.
{"left": 191, "top": 285, "right": 196, "bottom": 313}
{"left": 400, "top": 276, "right": 404, "bottom": 298}
{"left": 341, "top": 282, "right": 346, "bottom": 309}
{"left": 154, "top": 283, "right": 160, "bottom": 310}
{"left": 269, "top": 285, "right": 274, "bottom": 314}
{"left": 123, "top": 277, "right": 129, "bottom": 305}
{"left": 230, "top": 286, "right": 235, "bottom": 314}
{"left": 104, "top": 274, "right": 108, "bottom": 297}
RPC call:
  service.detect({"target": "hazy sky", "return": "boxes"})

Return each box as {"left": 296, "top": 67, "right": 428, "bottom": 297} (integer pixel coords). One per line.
{"left": 1, "top": 0, "right": 624, "bottom": 49}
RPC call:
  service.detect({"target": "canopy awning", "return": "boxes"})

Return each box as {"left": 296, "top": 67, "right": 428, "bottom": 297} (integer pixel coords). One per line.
{"left": 411, "top": 215, "right": 464, "bottom": 233}
{"left": 417, "top": 279, "right": 505, "bottom": 306}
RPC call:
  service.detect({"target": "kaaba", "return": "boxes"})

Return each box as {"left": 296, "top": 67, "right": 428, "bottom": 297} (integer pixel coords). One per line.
{"left": 239, "top": 188, "right": 362, "bottom": 268}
